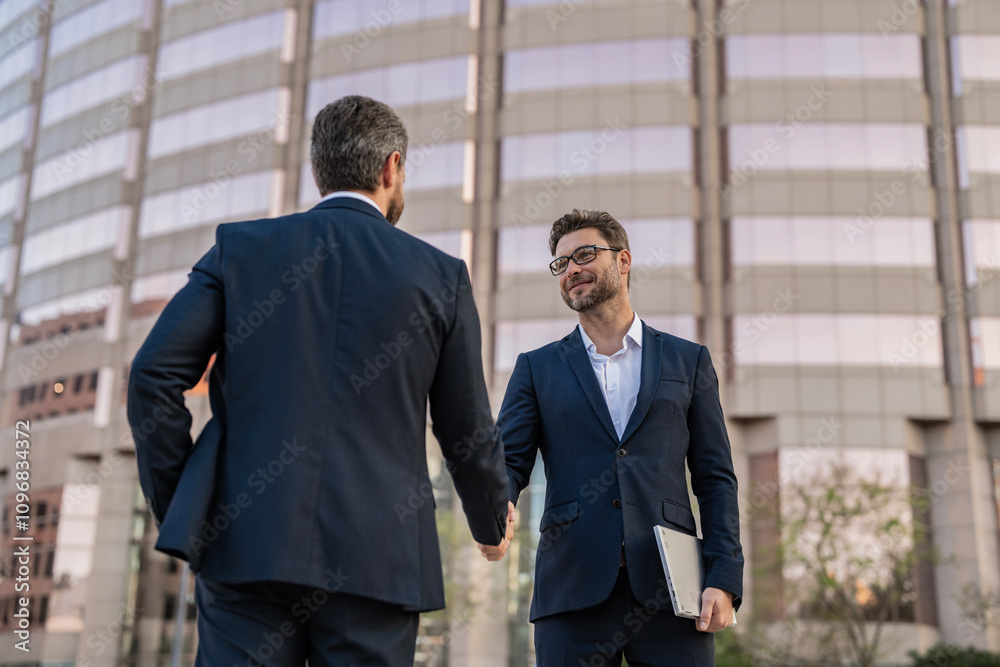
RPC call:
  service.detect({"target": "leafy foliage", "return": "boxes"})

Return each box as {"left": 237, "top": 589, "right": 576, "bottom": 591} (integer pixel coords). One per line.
{"left": 908, "top": 642, "right": 1000, "bottom": 667}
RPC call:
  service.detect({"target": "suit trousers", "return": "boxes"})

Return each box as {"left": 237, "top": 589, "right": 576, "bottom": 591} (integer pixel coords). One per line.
{"left": 195, "top": 577, "right": 419, "bottom": 667}
{"left": 533, "top": 566, "right": 714, "bottom": 667}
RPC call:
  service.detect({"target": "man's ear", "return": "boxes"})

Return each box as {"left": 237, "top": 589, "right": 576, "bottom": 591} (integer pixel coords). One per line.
{"left": 618, "top": 248, "right": 632, "bottom": 276}
{"left": 381, "top": 151, "right": 403, "bottom": 189}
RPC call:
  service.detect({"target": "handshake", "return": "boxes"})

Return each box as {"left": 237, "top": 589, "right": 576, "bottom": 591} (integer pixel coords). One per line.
{"left": 476, "top": 501, "right": 517, "bottom": 561}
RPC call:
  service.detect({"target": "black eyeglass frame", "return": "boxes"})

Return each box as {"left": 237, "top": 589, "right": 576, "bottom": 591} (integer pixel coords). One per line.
{"left": 549, "top": 245, "right": 622, "bottom": 276}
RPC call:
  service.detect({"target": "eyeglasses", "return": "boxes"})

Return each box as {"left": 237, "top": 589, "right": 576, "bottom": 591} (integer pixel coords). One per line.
{"left": 549, "top": 245, "right": 621, "bottom": 276}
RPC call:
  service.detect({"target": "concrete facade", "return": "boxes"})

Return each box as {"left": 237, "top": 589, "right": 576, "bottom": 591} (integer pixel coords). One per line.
{"left": 0, "top": 0, "right": 997, "bottom": 664}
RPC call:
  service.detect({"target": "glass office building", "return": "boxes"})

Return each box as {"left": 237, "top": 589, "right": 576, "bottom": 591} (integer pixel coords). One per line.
{"left": 0, "top": 0, "right": 997, "bottom": 663}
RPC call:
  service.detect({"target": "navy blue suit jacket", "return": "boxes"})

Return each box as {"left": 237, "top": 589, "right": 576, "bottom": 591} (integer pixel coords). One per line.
{"left": 498, "top": 322, "right": 743, "bottom": 622}
{"left": 127, "top": 197, "right": 509, "bottom": 612}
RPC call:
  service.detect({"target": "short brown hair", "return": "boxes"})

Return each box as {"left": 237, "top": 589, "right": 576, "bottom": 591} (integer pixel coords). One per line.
{"left": 549, "top": 209, "right": 630, "bottom": 285}
{"left": 548, "top": 209, "right": 630, "bottom": 255}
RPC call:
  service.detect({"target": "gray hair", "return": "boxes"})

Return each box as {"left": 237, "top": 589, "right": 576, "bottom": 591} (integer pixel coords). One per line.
{"left": 310, "top": 96, "right": 408, "bottom": 194}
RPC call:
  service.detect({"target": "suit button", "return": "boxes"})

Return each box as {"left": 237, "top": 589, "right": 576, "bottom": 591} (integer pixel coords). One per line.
{"left": 612, "top": 499, "right": 622, "bottom": 509}
{"left": 617, "top": 448, "right": 626, "bottom": 458}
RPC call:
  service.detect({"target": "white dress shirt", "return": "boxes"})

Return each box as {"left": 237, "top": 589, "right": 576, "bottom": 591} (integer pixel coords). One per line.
{"left": 577, "top": 313, "right": 644, "bottom": 440}
{"left": 320, "top": 190, "right": 382, "bottom": 215}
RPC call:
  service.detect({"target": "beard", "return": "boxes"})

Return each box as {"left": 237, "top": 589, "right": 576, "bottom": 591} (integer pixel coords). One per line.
{"left": 385, "top": 180, "right": 404, "bottom": 225}
{"left": 561, "top": 263, "right": 621, "bottom": 312}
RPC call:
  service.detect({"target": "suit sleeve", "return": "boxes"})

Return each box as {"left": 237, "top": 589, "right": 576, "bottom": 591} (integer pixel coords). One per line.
{"left": 127, "top": 226, "right": 226, "bottom": 524}
{"left": 429, "top": 261, "right": 509, "bottom": 546}
{"left": 496, "top": 352, "right": 541, "bottom": 507}
{"left": 686, "top": 344, "right": 744, "bottom": 609}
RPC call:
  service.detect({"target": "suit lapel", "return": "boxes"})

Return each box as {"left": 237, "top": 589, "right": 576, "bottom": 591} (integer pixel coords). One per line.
{"left": 619, "top": 324, "right": 661, "bottom": 446}
{"left": 561, "top": 329, "right": 619, "bottom": 444}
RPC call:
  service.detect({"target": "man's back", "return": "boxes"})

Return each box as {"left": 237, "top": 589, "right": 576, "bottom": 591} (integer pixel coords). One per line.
{"left": 129, "top": 196, "right": 508, "bottom": 611}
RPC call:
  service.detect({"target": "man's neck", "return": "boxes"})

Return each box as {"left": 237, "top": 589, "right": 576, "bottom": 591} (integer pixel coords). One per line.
{"left": 579, "top": 298, "right": 634, "bottom": 356}
{"left": 322, "top": 189, "right": 387, "bottom": 218}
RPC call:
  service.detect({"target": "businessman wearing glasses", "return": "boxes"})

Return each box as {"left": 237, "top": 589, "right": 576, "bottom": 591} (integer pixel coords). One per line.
{"left": 492, "top": 209, "right": 743, "bottom": 665}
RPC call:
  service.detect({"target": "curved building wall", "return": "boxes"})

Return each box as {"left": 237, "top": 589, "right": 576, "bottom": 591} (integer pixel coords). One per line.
{"left": 0, "top": 0, "right": 997, "bottom": 664}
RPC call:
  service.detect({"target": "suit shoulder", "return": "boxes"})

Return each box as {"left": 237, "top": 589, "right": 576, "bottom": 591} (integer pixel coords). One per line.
{"left": 393, "top": 230, "right": 463, "bottom": 268}
{"left": 216, "top": 212, "right": 305, "bottom": 239}
{"left": 373, "top": 228, "right": 471, "bottom": 284}
{"left": 519, "top": 331, "right": 578, "bottom": 363}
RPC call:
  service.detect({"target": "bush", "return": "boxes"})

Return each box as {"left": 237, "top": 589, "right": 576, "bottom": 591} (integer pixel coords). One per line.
{"left": 909, "top": 642, "right": 1000, "bottom": 667}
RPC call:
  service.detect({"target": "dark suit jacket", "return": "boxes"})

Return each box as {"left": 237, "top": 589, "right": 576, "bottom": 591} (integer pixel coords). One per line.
{"left": 127, "top": 197, "right": 509, "bottom": 612}
{"left": 498, "top": 322, "right": 743, "bottom": 622}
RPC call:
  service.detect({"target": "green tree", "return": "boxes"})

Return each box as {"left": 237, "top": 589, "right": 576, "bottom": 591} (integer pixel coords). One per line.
{"left": 779, "top": 460, "right": 934, "bottom": 666}
{"left": 960, "top": 583, "right": 1000, "bottom": 639}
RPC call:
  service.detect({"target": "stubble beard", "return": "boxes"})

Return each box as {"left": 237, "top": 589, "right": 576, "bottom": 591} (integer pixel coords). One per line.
{"left": 561, "top": 263, "right": 621, "bottom": 313}
{"left": 386, "top": 181, "right": 404, "bottom": 225}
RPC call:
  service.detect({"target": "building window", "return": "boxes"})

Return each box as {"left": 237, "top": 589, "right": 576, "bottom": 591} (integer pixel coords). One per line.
{"left": 500, "top": 126, "right": 692, "bottom": 185}
{"left": 48, "top": 0, "right": 143, "bottom": 58}
{"left": 312, "top": 0, "right": 468, "bottom": 41}
{"left": 732, "top": 314, "right": 944, "bottom": 368}
{"left": 957, "top": 126, "right": 1000, "bottom": 180}
{"left": 504, "top": 38, "right": 691, "bottom": 94}
{"left": 727, "top": 123, "right": 928, "bottom": 173}
{"left": 19, "top": 386, "right": 35, "bottom": 406}
{"left": 158, "top": 10, "right": 285, "bottom": 83}
{"left": 725, "top": 34, "right": 923, "bottom": 80}
{"left": 306, "top": 56, "right": 469, "bottom": 118}
{"left": 163, "top": 595, "right": 176, "bottom": 621}
{"left": 39, "top": 56, "right": 146, "bottom": 128}
{"left": 21, "top": 207, "right": 125, "bottom": 274}
{"left": 951, "top": 34, "right": 1000, "bottom": 85}
{"left": 730, "top": 216, "right": 936, "bottom": 267}
{"left": 147, "top": 89, "right": 281, "bottom": 159}
{"left": 30, "top": 130, "right": 132, "bottom": 201}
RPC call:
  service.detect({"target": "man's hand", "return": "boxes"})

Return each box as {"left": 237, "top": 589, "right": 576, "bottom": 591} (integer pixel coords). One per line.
{"left": 697, "top": 587, "right": 735, "bottom": 632}
{"left": 477, "top": 501, "right": 515, "bottom": 561}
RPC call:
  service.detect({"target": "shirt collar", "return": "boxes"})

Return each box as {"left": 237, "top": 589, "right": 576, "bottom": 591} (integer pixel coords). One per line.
{"left": 320, "top": 190, "right": 382, "bottom": 216}
{"left": 578, "top": 312, "right": 643, "bottom": 355}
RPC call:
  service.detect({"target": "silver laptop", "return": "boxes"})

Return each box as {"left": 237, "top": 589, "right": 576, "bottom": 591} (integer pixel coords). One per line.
{"left": 654, "top": 524, "right": 706, "bottom": 620}
{"left": 654, "top": 525, "right": 738, "bottom": 626}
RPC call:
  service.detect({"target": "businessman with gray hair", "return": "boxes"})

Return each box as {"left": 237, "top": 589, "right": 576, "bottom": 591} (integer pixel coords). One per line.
{"left": 128, "top": 95, "right": 513, "bottom": 666}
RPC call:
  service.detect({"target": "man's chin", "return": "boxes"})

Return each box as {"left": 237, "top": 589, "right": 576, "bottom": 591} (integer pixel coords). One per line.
{"left": 562, "top": 294, "right": 593, "bottom": 312}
